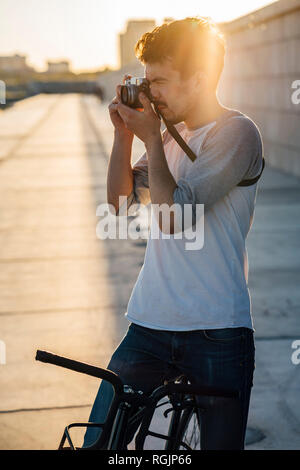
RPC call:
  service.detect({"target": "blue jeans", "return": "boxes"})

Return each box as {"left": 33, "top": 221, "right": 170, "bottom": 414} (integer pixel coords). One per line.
{"left": 83, "top": 323, "right": 255, "bottom": 450}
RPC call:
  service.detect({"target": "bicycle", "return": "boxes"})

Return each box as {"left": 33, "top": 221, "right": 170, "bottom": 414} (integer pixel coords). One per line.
{"left": 35, "top": 349, "right": 240, "bottom": 450}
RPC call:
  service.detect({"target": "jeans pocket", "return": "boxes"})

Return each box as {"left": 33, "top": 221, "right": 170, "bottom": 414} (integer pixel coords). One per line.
{"left": 203, "top": 327, "right": 247, "bottom": 343}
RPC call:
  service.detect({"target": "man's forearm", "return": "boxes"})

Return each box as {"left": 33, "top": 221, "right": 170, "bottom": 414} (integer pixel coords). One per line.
{"left": 145, "top": 134, "right": 178, "bottom": 233}
{"left": 107, "top": 131, "right": 134, "bottom": 214}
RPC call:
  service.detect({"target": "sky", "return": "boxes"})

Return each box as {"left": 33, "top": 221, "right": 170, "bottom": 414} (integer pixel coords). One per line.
{"left": 0, "top": 0, "right": 277, "bottom": 72}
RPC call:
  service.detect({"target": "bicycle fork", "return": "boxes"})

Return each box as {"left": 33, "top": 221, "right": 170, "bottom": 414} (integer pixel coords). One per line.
{"left": 107, "top": 402, "right": 132, "bottom": 450}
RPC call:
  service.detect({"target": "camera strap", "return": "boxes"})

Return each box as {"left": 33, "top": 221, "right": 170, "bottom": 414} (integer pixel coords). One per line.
{"left": 154, "top": 106, "right": 265, "bottom": 187}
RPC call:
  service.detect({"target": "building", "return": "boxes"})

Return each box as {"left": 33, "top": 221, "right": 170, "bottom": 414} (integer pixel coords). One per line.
{"left": 47, "top": 60, "right": 70, "bottom": 74}
{"left": 0, "top": 54, "right": 33, "bottom": 72}
{"left": 119, "top": 19, "right": 156, "bottom": 68}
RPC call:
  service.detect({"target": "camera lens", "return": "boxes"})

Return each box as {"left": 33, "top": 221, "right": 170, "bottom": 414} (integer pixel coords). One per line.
{"left": 121, "top": 86, "right": 129, "bottom": 105}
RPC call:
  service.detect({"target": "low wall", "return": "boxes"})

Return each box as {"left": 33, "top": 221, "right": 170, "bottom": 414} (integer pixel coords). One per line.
{"left": 218, "top": 0, "right": 300, "bottom": 177}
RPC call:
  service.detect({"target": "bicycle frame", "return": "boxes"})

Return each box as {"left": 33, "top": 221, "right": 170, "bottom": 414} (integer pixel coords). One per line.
{"left": 35, "top": 349, "right": 240, "bottom": 450}
{"left": 58, "top": 383, "right": 187, "bottom": 450}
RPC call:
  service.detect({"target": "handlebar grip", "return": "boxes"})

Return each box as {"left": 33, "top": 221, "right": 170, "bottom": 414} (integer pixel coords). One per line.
{"left": 35, "top": 350, "right": 123, "bottom": 394}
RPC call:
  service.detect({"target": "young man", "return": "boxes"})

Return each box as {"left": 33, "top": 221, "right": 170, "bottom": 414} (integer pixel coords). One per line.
{"left": 83, "top": 17, "right": 263, "bottom": 449}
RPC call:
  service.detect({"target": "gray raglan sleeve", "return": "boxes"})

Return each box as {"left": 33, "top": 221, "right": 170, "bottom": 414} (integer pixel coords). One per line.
{"left": 117, "top": 151, "right": 150, "bottom": 216}
{"left": 172, "top": 116, "right": 263, "bottom": 229}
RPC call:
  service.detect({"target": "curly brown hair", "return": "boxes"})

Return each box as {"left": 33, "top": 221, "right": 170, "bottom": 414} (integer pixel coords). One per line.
{"left": 135, "top": 17, "right": 225, "bottom": 88}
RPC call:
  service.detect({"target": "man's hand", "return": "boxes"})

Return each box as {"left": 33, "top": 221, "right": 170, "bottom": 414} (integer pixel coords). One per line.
{"left": 108, "top": 74, "right": 134, "bottom": 140}
{"left": 116, "top": 91, "right": 177, "bottom": 234}
{"left": 116, "top": 93, "right": 161, "bottom": 144}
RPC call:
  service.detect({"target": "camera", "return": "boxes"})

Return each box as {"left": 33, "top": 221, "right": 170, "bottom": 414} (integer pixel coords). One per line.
{"left": 120, "top": 77, "right": 152, "bottom": 109}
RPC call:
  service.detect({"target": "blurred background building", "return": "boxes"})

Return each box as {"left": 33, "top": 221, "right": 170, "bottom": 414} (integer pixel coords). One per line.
{"left": 119, "top": 19, "right": 156, "bottom": 68}
{"left": 0, "top": 53, "right": 34, "bottom": 73}
{"left": 47, "top": 60, "right": 70, "bottom": 74}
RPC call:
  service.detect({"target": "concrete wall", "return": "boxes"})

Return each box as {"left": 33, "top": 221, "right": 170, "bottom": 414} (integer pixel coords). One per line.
{"left": 218, "top": 0, "right": 300, "bottom": 177}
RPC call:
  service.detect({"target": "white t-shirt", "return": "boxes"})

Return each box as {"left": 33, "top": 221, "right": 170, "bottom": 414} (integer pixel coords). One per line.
{"left": 123, "top": 109, "right": 263, "bottom": 331}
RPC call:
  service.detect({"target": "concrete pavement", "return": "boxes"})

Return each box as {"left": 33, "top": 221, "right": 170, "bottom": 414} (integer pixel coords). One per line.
{"left": 0, "top": 93, "right": 299, "bottom": 449}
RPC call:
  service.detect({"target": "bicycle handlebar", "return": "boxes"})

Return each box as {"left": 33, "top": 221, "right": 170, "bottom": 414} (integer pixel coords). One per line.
{"left": 35, "top": 350, "right": 124, "bottom": 394}
{"left": 36, "top": 350, "right": 240, "bottom": 401}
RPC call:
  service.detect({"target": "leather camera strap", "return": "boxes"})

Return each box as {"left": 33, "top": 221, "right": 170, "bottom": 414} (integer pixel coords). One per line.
{"left": 154, "top": 106, "right": 265, "bottom": 187}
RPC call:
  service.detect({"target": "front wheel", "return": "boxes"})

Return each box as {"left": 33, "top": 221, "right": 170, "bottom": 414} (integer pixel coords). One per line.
{"left": 173, "top": 406, "right": 201, "bottom": 450}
